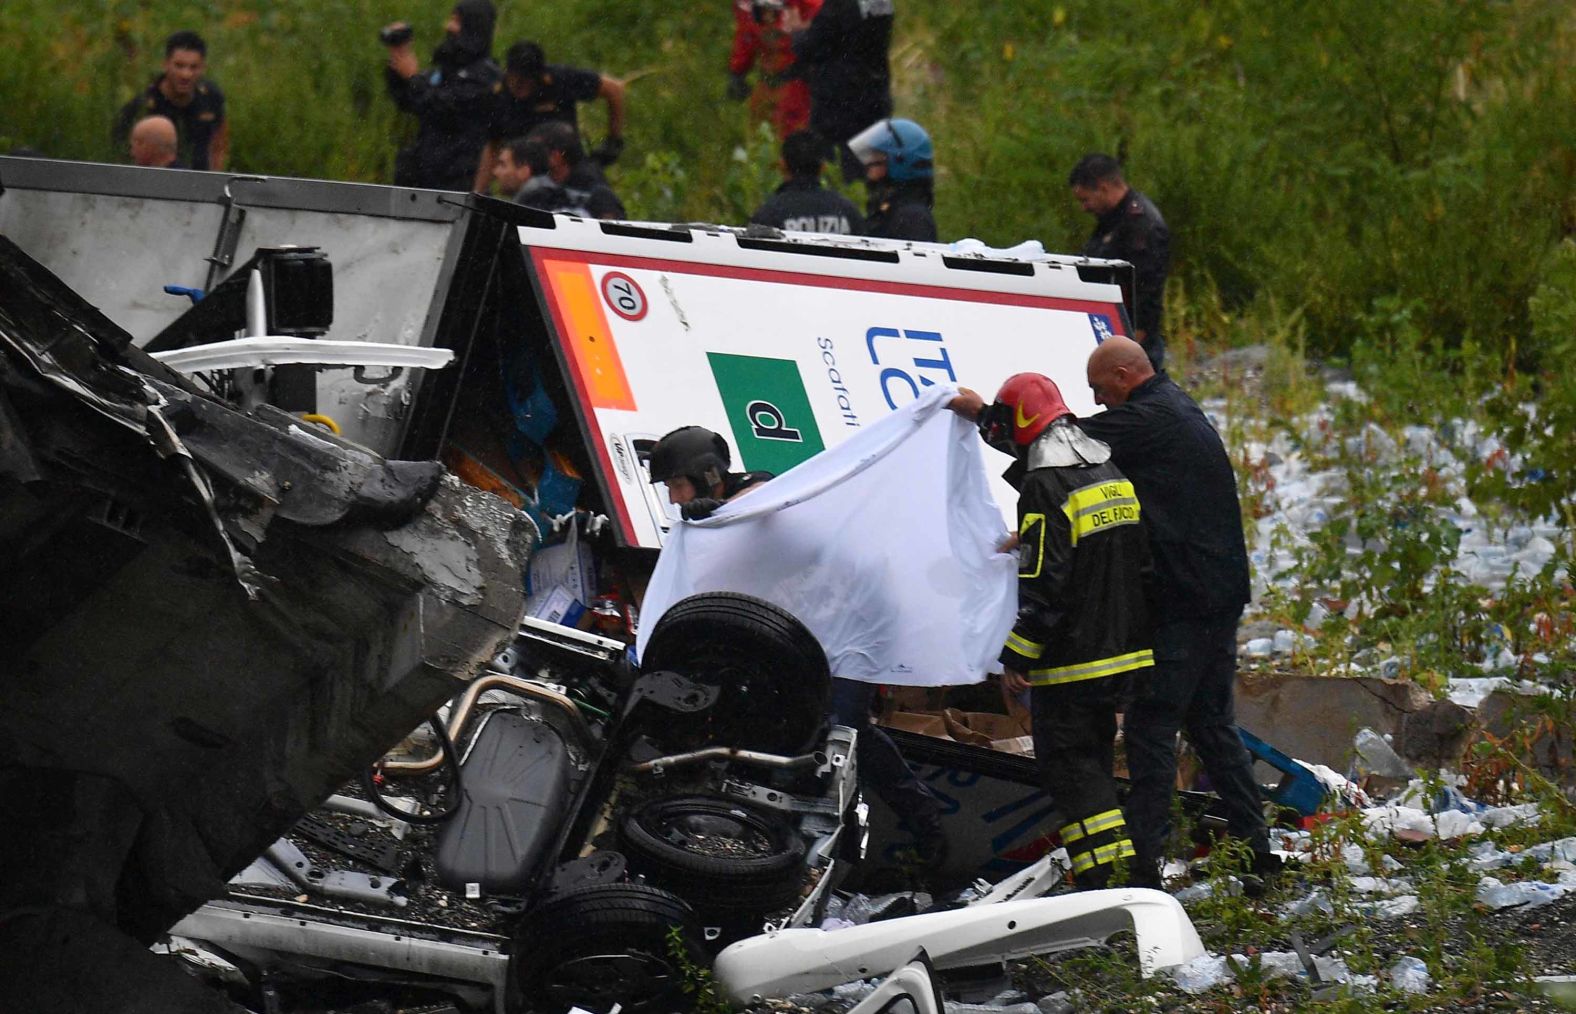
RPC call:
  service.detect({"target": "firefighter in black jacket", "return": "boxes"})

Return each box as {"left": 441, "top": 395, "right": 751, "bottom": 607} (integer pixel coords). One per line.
{"left": 952, "top": 374, "right": 1152, "bottom": 889}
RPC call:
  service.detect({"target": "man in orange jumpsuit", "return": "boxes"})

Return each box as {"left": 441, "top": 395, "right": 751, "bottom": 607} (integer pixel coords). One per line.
{"left": 728, "top": 0, "right": 822, "bottom": 139}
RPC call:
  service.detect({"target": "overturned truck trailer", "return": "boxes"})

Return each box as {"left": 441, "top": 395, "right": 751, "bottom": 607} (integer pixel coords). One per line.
{"left": 0, "top": 155, "right": 1149, "bottom": 887}
{"left": 0, "top": 158, "right": 1171, "bottom": 1011}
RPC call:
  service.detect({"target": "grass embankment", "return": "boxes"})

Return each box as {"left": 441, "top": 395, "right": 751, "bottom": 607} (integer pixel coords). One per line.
{"left": 6, "top": 1, "right": 1576, "bottom": 364}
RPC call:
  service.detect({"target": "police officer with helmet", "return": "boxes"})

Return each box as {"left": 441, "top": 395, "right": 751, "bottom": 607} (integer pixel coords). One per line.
{"left": 951, "top": 374, "right": 1152, "bottom": 890}
{"left": 849, "top": 118, "right": 937, "bottom": 242}
{"left": 645, "top": 426, "right": 773, "bottom": 521}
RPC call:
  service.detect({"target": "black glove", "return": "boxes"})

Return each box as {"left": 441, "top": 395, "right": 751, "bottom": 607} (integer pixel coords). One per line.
{"left": 726, "top": 72, "right": 751, "bottom": 102}
{"left": 680, "top": 497, "right": 724, "bottom": 521}
{"left": 592, "top": 136, "right": 625, "bottom": 167}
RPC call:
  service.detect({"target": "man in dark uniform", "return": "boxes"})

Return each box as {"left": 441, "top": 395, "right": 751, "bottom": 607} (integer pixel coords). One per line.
{"left": 1070, "top": 154, "right": 1171, "bottom": 372}
{"left": 850, "top": 118, "right": 936, "bottom": 242}
{"left": 784, "top": 0, "right": 894, "bottom": 181}
{"left": 113, "top": 31, "right": 227, "bottom": 172}
{"left": 472, "top": 41, "right": 626, "bottom": 193}
{"left": 383, "top": 0, "right": 501, "bottom": 192}
{"left": 1076, "top": 336, "right": 1279, "bottom": 894}
{"left": 525, "top": 121, "right": 627, "bottom": 220}
{"left": 749, "top": 130, "right": 863, "bottom": 234}
{"left": 949, "top": 374, "right": 1151, "bottom": 890}
{"left": 645, "top": 425, "right": 949, "bottom": 879}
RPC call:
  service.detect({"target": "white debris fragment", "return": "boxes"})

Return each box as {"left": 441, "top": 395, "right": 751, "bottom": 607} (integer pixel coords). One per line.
{"left": 1172, "top": 883, "right": 1216, "bottom": 903}
{"left": 1170, "top": 949, "right": 1376, "bottom": 995}
{"left": 1034, "top": 992, "right": 1074, "bottom": 1014}
{"left": 1362, "top": 804, "right": 1484, "bottom": 840}
{"left": 1527, "top": 836, "right": 1576, "bottom": 864}
{"left": 1363, "top": 894, "right": 1420, "bottom": 918}
{"left": 1283, "top": 890, "right": 1333, "bottom": 917}
{"left": 831, "top": 980, "right": 876, "bottom": 1003}
{"left": 1467, "top": 840, "right": 1518, "bottom": 870}
{"left": 1389, "top": 956, "right": 1431, "bottom": 994}
{"left": 1348, "top": 875, "right": 1414, "bottom": 895}
{"left": 1478, "top": 802, "right": 1542, "bottom": 829}
{"left": 1169, "top": 954, "right": 1233, "bottom": 994}
{"left": 1475, "top": 875, "right": 1573, "bottom": 910}
{"left": 944, "top": 1002, "right": 1038, "bottom": 1014}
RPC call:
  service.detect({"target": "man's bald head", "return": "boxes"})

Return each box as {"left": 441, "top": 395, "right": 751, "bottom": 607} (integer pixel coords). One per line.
{"left": 129, "top": 115, "right": 178, "bottom": 168}
{"left": 1087, "top": 336, "right": 1156, "bottom": 408}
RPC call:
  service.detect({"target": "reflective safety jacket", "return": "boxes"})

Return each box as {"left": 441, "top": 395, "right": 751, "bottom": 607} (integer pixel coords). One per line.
{"left": 1000, "top": 435, "right": 1154, "bottom": 686}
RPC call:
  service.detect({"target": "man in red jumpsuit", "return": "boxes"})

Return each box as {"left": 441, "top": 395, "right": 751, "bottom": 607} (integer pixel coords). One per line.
{"left": 728, "top": 0, "right": 822, "bottom": 140}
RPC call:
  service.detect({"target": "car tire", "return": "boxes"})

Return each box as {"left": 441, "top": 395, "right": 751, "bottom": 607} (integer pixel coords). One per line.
{"left": 620, "top": 795, "right": 807, "bottom": 912}
{"left": 506, "top": 883, "right": 707, "bottom": 1014}
{"left": 640, "top": 592, "right": 830, "bottom": 755}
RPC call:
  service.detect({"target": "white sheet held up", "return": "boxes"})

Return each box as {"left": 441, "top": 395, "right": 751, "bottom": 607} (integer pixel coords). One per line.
{"left": 636, "top": 384, "right": 1017, "bottom": 686}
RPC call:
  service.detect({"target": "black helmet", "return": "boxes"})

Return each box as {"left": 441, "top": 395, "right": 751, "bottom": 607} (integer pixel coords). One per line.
{"left": 647, "top": 426, "right": 731, "bottom": 489}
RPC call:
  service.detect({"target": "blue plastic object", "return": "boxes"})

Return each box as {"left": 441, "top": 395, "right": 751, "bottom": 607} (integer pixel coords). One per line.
{"left": 1237, "top": 726, "right": 1328, "bottom": 816}
{"left": 163, "top": 284, "right": 205, "bottom": 304}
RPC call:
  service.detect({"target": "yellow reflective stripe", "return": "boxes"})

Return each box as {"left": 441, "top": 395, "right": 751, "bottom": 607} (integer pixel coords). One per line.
{"left": 1069, "top": 839, "right": 1136, "bottom": 874}
{"left": 1060, "top": 479, "right": 1140, "bottom": 547}
{"left": 1059, "top": 809, "right": 1126, "bottom": 844}
{"left": 1005, "top": 631, "right": 1045, "bottom": 660}
{"left": 1019, "top": 514, "right": 1045, "bottom": 579}
{"left": 1028, "top": 649, "right": 1154, "bottom": 685}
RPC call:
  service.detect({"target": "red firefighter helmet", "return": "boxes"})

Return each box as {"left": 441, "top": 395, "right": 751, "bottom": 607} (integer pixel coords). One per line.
{"left": 978, "top": 373, "right": 1072, "bottom": 455}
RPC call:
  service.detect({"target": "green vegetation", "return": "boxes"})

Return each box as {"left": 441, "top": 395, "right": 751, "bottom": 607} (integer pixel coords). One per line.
{"left": 6, "top": 1, "right": 1576, "bottom": 370}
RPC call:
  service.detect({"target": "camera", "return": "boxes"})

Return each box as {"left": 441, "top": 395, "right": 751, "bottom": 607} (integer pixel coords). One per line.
{"left": 378, "top": 23, "right": 414, "bottom": 46}
{"left": 751, "top": 0, "right": 786, "bottom": 24}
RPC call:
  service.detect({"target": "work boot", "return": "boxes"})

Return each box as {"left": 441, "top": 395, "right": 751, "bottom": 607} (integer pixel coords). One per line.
{"left": 1072, "top": 865, "right": 1113, "bottom": 892}
{"left": 1124, "top": 856, "right": 1163, "bottom": 891}
{"left": 1240, "top": 850, "right": 1284, "bottom": 899}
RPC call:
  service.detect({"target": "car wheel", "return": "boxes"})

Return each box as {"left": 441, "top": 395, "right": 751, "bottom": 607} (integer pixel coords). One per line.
{"left": 620, "top": 795, "right": 807, "bottom": 912}
{"left": 506, "top": 883, "right": 707, "bottom": 1014}
{"left": 640, "top": 592, "right": 830, "bottom": 755}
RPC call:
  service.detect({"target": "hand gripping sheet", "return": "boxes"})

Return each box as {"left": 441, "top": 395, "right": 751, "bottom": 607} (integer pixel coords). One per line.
{"left": 637, "top": 384, "right": 1017, "bottom": 686}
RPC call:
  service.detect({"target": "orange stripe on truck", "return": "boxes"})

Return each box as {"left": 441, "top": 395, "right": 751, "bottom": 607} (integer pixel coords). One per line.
{"left": 542, "top": 259, "right": 636, "bottom": 411}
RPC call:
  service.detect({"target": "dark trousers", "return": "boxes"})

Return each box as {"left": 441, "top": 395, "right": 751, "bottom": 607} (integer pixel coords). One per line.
{"left": 1032, "top": 674, "right": 1132, "bottom": 886}
{"left": 1030, "top": 676, "right": 1124, "bottom": 826}
{"left": 828, "top": 678, "right": 943, "bottom": 840}
{"left": 1123, "top": 609, "right": 1268, "bottom": 869}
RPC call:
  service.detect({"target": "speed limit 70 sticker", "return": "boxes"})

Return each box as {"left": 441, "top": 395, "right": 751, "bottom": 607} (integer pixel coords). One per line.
{"left": 601, "top": 271, "right": 648, "bottom": 321}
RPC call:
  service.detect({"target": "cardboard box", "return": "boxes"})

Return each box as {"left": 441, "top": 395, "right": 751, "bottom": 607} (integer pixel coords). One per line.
{"left": 880, "top": 709, "right": 1036, "bottom": 758}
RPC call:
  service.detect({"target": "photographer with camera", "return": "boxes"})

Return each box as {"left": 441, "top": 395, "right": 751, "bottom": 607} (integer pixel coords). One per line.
{"left": 382, "top": 0, "right": 501, "bottom": 191}
{"left": 728, "top": 0, "right": 820, "bottom": 141}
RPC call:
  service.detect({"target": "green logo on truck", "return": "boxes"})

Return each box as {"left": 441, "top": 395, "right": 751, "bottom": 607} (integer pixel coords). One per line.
{"left": 707, "top": 352, "right": 825, "bottom": 475}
